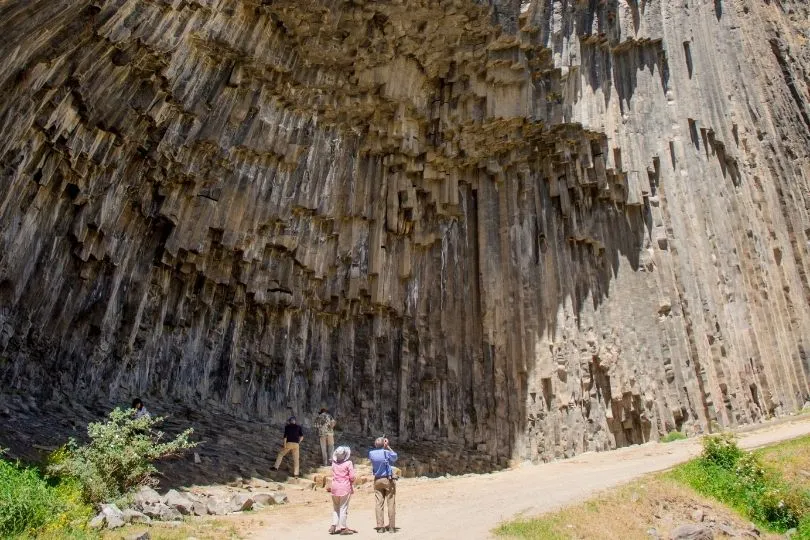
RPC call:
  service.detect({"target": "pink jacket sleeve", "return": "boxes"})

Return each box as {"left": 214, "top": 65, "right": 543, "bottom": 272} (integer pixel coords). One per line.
{"left": 348, "top": 461, "right": 356, "bottom": 483}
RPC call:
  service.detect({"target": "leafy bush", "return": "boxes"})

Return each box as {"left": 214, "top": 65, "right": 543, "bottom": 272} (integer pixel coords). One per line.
{"left": 661, "top": 431, "right": 687, "bottom": 443}
{"left": 47, "top": 407, "right": 196, "bottom": 505}
{"left": 0, "top": 459, "right": 93, "bottom": 537}
{"left": 702, "top": 432, "right": 744, "bottom": 469}
{"left": 670, "top": 433, "right": 808, "bottom": 532}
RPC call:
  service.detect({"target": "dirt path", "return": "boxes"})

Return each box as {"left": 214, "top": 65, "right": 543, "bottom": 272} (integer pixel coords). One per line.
{"left": 249, "top": 417, "right": 810, "bottom": 540}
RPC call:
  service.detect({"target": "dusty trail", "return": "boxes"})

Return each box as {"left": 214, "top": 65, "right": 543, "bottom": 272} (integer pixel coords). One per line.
{"left": 250, "top": 417, "right": 810, "bottom": 540}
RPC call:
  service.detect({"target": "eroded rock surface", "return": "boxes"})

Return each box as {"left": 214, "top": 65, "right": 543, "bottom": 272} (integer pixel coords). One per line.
{"left": 0, "top": 0, "right": 809, "bottom": 467}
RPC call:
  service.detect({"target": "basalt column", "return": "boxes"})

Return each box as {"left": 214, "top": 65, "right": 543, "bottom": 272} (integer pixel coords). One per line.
{"left": 0, "top": 0, "right": 808, "bottom": 465}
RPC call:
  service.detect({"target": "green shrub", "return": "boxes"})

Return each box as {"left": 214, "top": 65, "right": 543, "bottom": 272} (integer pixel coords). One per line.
{"left": 0, "top": 459, "right": 93, "bottom": 537}
{"left": 47, "top": 407, "right": 196, "bottom": 505}
{"left": 670, "top": 434, "right": 808, "bottom": 532}
{"left": 702, "top": 432, "right": 744, "bottom": 470}
{"left": 661, "top": 431, "right": 687, "bottom": 443}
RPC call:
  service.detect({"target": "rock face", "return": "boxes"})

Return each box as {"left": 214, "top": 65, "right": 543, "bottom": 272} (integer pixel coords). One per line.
{"left": 0, "top": 0, "right": 809, "bottom": 465}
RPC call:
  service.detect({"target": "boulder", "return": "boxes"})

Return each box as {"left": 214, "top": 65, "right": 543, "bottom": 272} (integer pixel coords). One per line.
{"left": 142, "top": 502, "right": 183, "bottom": 521}
{"left": 164, "top": 488, "right": 195, "bottom": 515}
{"left": 206, "top": 498, "right": 232, "bottom": 516}
{"left": 253, "top": 491, "right": 288, "bottom": 505}
{"left": 88, "top": 513, "right": 105, "bottom": 529}
{"left": 670, "top": 524, "right": 714, "bottom": 540}
{"left": 101, "top": 503, "right": 126, "bottom": 529}
{"left": 229, "top": 493, "right": 254, "bottom": 512}
{"left": 133, "top": 486, "right": 162, "bottom": 508}
{"left": 191, "top": 500, "right": 208, "bottom": 516}
{"left": 122, "top": 508, "right": 151, "bottom": 524}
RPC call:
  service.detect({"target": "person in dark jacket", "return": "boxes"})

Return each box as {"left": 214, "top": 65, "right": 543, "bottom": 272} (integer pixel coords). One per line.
{"left": 272, "top": 416, "right": 304, "bottom": 476}
{"left": 131, "top": 398, "right": 150, "bottom": 419}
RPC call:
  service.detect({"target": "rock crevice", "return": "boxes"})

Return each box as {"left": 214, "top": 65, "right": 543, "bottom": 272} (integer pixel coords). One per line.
{"left": 1, "top": 0, "right": 809, "bottom": 466}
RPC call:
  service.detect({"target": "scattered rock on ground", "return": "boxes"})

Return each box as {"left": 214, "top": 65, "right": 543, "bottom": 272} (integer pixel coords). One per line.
{"left": 122, "top": 508, "right": 151, "bottom": 524}
{"left": 101, "top": 503, "right": 126, "bottom": 529}
{"left": 88, "top": 513, "right": 105, "bottom": 529}
{"left": 133, "top": 486, "right": 162, "bottom": 507}
{"left": 164, "top": 488, "right": 195, "bottom": 515}
{"left": 125, "top": 532, "right": 150, "bottom": 540}
{"left": 142, "top": 502, "right": 183, "bottom": 521}
{"left": 229, "top": 493, "right": 254, "bottom": 512}
{"left": 206, "top": 497, "right": 232, "bottom": 516}
{"left": 253, "top": 491, "right": 288, "bottom": 505}
{"left": 670, "top": 523, "right": 713, "bottom": 540}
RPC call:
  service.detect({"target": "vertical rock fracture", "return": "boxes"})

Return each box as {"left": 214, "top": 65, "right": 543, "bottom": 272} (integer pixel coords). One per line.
{"left": 0, "top": 0, "right": 809, "bottom": 466}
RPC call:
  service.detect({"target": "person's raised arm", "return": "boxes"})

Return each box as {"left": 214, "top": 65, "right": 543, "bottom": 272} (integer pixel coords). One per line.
{"left": 383, "top": 439, "right": 398, "bottom": 462}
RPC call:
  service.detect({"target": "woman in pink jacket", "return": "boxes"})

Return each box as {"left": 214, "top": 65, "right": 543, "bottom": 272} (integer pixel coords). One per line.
{"left": 329, "top": 446, "right": 356, "bottom": 535}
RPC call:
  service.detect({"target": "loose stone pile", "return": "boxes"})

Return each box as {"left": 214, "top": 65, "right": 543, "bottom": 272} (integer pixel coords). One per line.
{"left": 88, "top": 483, "right": 288, "bottom": 530}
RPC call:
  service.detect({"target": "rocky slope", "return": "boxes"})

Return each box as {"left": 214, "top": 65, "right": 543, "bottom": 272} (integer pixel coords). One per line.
{"left": 0, "top": 0, "right": 809, "bottom": 469}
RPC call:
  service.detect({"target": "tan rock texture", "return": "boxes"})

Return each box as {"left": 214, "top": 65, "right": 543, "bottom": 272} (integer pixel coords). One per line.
{"left": 0, "top": 0, "right": 808, "bottom": 466}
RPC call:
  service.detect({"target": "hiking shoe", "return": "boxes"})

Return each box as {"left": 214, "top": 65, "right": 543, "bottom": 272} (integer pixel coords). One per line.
{"left": 328, "top": 525, "right": 336, "bottom": 534}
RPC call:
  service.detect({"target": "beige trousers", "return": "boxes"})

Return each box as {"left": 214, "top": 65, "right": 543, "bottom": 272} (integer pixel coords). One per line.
{"left": 274, "top": 442, "right": 300, "bottom": 476}
{"left": 319, "top": 433, "right": 335, "bottom": 465}
{"left": 374, "top": 477, "right": 396, "bottom": 529}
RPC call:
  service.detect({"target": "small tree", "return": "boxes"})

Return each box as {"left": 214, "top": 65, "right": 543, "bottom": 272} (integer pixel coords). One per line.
{"left": 47, "top": 407, "right": 196, "bottom": 505}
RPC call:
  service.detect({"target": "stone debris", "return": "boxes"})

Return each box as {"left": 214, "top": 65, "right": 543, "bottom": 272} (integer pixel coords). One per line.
{"left": 252, "top": 492, "right": 288, "bottom": 505}
{"left": 141, "top": 502, "right": 182, "bottom": 522}
{"left": 133, "top": 486, "right": 162, "bottom": 508}
{"left": 89, "top": 483, "right": 289, "bottom": 529}
{"left": 100, "top": 503, "right": 126, "bottom": 529}
{"left": 228, "top": 493, "right": 254, "bottom": 512}
{"left": 88, "top": 513, "right": 105, "bottom": 530}
{"left": 669, "top": 523, "right": 713, "bottom": 540}
{"left": 122, "top": 508, "right": 151, "bottom": 525}
{"left": 163, "top": 489, "right": 195, "bottom": 516}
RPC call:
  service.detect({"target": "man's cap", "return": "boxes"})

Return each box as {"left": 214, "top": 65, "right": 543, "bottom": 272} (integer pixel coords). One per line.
{"left": 288, "top": 416, "right": 296, "bottom": 422}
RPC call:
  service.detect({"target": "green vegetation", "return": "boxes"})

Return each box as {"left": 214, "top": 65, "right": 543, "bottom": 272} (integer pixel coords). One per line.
{"left": 494, "top": 431, "right": 810, "bottom": 539}
{"left": 669, "top": 432, "right": 809, "bottom": 533}
{"left": 494, "top": 514, "right": 567, "bottom": 540}
{"left": 1, "top": 408, "right": 196, "bottom": 537}
{"left": 0, "top": 458, "right": 93, "bottom": 538}
{"left": 48, "top": 407, "right": 197, "bottom": 505}
{"left": 660, "top": 431, "right": 687, "bottom": 443}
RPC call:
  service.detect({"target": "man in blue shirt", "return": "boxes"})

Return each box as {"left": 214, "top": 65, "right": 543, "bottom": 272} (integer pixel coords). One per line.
{"left": 368, "top": 437, "right": 398, "bottom": 533}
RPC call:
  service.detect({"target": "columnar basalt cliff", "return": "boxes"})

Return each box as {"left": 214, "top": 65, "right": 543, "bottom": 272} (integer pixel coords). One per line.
{"left": 0, "top": 0, "right": 809, "bottom": 469}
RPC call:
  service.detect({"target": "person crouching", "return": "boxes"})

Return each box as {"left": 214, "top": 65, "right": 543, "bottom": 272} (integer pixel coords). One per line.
{"left": 329, "top": 446, "right": 356, "bottom": 535}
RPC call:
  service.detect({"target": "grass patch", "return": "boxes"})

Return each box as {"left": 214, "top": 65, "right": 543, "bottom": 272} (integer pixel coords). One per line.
{"left": 494, "top": 513, "right": 568, "bottom": 540}
{"left": 669, "top": 433, "right": 809, "bottom": 532}
{"left": 756, "top": 434, "right": 810, "bottom": 490}
{"left": 661, "top": 431, "right": 687, "bottom": 443}
{"left": 494, "top": 432, "right": 810, "bottom": 539}
{"left": 493, "top": 476, "right": 768, "bottom": 540}
{"left": 103, "top": 517, "right": 247, "bottom": 540}
{"left": 0, "top": 458, "right": 94, "bottom": 538}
